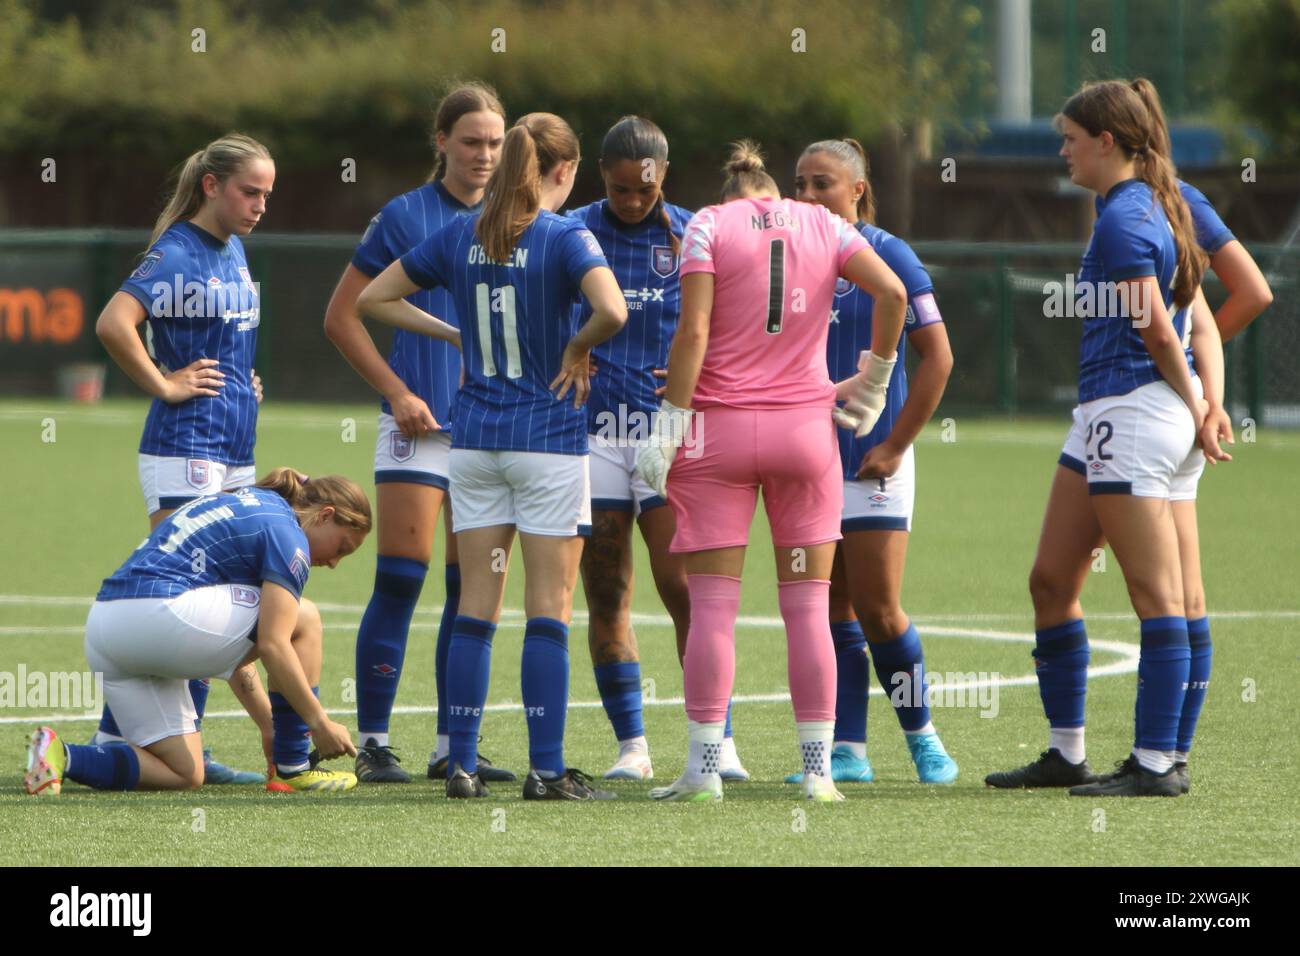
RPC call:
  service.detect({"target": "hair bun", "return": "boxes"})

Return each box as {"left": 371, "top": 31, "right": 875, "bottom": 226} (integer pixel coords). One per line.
{"left": 724, "top": 140, "right": 766, "bottom": 175}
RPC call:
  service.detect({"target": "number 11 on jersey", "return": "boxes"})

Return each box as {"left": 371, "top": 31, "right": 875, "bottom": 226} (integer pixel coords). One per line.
{"left": 475, "top": 282, "right": 523, "bottom": 379}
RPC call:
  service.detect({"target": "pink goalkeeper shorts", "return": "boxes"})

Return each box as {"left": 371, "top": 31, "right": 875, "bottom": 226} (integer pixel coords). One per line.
{"left": 668, "top": 404, "right": 843, "bottom": 553}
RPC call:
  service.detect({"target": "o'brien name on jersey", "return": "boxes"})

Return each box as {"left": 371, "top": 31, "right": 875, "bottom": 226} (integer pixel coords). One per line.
{"left": 148, "top": 272, "right": 261, "bottom": 331}
{"left": 467, "top": 243, "right": 530, "bottom": 268}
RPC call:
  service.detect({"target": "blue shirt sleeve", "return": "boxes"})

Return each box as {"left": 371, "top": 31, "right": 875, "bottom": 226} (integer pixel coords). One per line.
{"left": 351, "top": 200, "right": 411, "bottom": 278}
{"left": 559, "top": 224, "right": 609, "bottom": 293}
{"left": 1096, "top": 206, "right": 1159, "bottom": 281}
{"left": 399, "top": 226, "right": 452, "bottom": 291}
{"left": 119, "top": 237, "right": 187, "bottom": 317}
{"left": 1180, "top": 182, "right": 1235, "bottom": 255}
{"left": 258, "top": 517, "right": 310, "bottom": 599}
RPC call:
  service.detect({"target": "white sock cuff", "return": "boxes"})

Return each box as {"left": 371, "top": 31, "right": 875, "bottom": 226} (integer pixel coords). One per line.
{"left": 797, "top": 720, "right": 835, "bottom": 744}
{"left": 688, "top": 720, "right": 726, "bottom": 745}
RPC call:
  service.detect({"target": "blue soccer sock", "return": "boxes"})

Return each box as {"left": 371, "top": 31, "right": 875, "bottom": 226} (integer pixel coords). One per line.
{"left": 270, "top": 687, "right": 317, "bottom": 774}
{"left": 868, "top": 623, "right": 930, "bottom": 733}
{"left": 1033, "top": 619, "right": 1090, "bottom": 727}
{"left": 1135, "top": 617, "right": 1191, "bottom": 769}
{"left": 447, "top": 615, "right": 496, "bottom": 775}
{"left": 1033, "top": 619, "right": 1090, "bottom": 764}
{"left": 522, "top": 617, "right": 570, "bottom": 776}
{"left": 64, "top": 741, "right": 141, "bottom": 790}
{"left": 188, "top": 679, "right": 211, "bottom": 731}
{"left": 724, "top": 700, "right": 734, "bottom": 739}
{"left": 594, "top": 660, "right": 644, "bottom": 743}
{"left": 1176, "top": 617, "right": 1213, "bottom": 757}
{"left": 831, "top": 620, "right": 869, "bottom": 744}
{"left": 435, "top": 563, "right": 461, "bottom": 740}
{"left": 355, "top": 555, "right": 428, "bottom": 741}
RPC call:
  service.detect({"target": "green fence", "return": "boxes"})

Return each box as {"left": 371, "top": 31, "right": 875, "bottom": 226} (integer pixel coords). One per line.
{"left": 1, "top": 230, "right": 1295, "bottom": 425}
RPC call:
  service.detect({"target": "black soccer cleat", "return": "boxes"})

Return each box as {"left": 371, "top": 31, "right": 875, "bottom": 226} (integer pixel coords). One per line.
{"left": 522, "top": 768, "right": 616, "bottom": 801}
{"left": 445, "top": 764, "right": 489, "bottom": 799}
{"left": 1067, "top": 755, "right": 1183, "bottom": 797}
{"left": 355, "top": 739, "right": 411, "bottom": 783}
{"left": 428, "top": 741, "right": 517, "bottom": 783}
{"left": 1174, "top": 761, "right": 1190, "bottom": 795}
{"left": 984, "top": 748, "right": 1097, "bottom": 789}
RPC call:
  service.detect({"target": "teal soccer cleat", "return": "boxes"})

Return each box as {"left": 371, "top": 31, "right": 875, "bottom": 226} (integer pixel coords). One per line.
{"left": 203, "top": 749, "right": 267, "bottom": 785}
{"left": 906, "top": 733, "right": 958, "bottom": 784}
{"left": 784, "top": 745, "right": 875, "bottom": 784}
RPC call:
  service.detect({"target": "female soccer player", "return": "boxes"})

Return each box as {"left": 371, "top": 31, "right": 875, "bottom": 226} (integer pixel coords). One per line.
{"left": 985, "top": 80, "right": 1207, "bottom": 798}
{"left": 783, "top": 138, "right": 958, "bottom": 786}
{"left": 324, "top": 83, "right": 515, "bottom": 784}
{"left": 358, "top": 113, "right": 628, "bottom": 800}
{"left": 638, "top": 141, "right": 908, "bottom": 802}
{"left": 93, "top": 132, "right": 275, "bottom": 784}
{"left": 566, "top": 116, "right": 747, "bottom": 781}
{"left": 986, "top": 78, "right": 1272, "bottom": 795}
{"left": 24, "top": 469, "right": 370, "bottom": 795}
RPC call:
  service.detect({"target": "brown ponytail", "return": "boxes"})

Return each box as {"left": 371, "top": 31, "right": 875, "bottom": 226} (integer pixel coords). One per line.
{"left": 1129, "top": 78, "right": 1173, "bottom": 163}
{"left": 149, "top": 133, "right": 272, "bottom": 250}
{"left": 720, "top": 140, "right": 778, "bottom": 200}
{"left": 255, "top": 468, "right": 372, "bottom": 533}
{"left": 1058, "top": 80, "right": 1205, "bottom": 308}
{"left": 476, "top": 113, "right": 580, "bottom": 263}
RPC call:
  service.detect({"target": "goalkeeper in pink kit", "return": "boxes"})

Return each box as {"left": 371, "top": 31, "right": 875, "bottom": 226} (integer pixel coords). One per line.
{"left": 636, "top": 142, "right": 907, "bottom": 801}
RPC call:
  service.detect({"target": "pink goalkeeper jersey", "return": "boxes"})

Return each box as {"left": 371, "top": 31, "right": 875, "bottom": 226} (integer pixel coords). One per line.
{"left": 679, "top": 197, "right": 869, "bottom": 409}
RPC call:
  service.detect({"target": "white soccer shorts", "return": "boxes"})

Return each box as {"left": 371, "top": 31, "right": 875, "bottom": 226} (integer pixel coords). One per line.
{"left": 138, "top": 455, "right": 257, "bottom": 516}
{"left": 84, "top": 584, "right": 261, "bottom": 746}
{"left": 841, "top": 444, "right": 916, "bottom": 532}
{"left": 374, "top": 412, "right": 451, "bottom": 489}
{"left": 449, "top": 448, "right": 592, "bottom": 537}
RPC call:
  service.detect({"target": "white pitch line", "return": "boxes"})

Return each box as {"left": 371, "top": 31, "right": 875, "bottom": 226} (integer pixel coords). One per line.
{"left": 0, "top": 621, "right": 1140, "bottom": 724}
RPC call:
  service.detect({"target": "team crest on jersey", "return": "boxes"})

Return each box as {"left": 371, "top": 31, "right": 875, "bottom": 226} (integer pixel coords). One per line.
{"left": 231, "top": 586, "right": 260, "bottom": 609}
{"left": 131, "top": 251, "right": 163, "bottom": 280}
{"left": 390, "top": 432, "right": 415, "bottom": 463}
{"left": 580, "top": 230, "right": 602, "bottom": 258}
{"left": 834, "top": 277, "right": 852, "bottom": 296}
{"left": 651, "top": 245, "right": 679, "bottom": 279}
{"left": 289, "top": 549, "right": 310, "bottom": 589}
{"left": 361, "top": 213, "right": 381, "bottom": 246}
{"left": 186, "top": 459, "right": 212, "bottom": 490}
{"left": 237, "top": 266, "right": 257, "bottom": 294}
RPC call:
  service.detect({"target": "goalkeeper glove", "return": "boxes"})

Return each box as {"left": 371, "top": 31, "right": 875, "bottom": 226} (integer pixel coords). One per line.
{"left": 636, "top": 398, "right": 694, "bottom": 499}
{"left": 832, "top": 350, "right": 896, "bottom": 438}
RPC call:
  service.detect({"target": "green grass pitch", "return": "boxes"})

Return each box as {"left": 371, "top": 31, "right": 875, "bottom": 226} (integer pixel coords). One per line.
{"left": 0, "top": 399, "right": 1296, "bottom": 866}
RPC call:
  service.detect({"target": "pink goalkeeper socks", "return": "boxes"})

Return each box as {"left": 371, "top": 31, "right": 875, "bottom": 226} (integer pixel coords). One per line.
{"left": 683, "top": 574, "right": 742, "bottom": 724}
{"left": 779, "top": 578, "right": 836, "bottom": 723}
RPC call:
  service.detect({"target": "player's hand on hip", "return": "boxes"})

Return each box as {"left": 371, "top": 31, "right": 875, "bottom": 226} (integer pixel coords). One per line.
{"left": 856, "top": 442, "right": 904, "bottom": 481}
{"left": 390, "top": 391, "right": 438, "bottom": 437}
{"left": 1199, "top": 403, "right": 1234, "bottom": 465}
{"left": 310, "top": 718, "right": 356, "bottom": 760}
{"left": 161, "top": 358, "right": 224, "bottom": 403}
{"left": 833, "top": 350, "right": 895, "bottom": 438}
{"left": 551, "top": 342, "right": 592, "bottom": 409}
{"left": 251, "top": 367, "right": 264, "bottom": 404}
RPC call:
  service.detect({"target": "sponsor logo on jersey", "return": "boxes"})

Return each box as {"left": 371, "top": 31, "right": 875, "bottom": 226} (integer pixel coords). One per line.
{"left": 131, "top": 251, "right": 163, "bottom": 280}
{"left": 651, "top": 245, "right": 678, "bottom": 279}
{"left": 390, "top": 432, "right": 415, "bottom": 463}
{"left": 834, "top": 277, "right": 852, "bottom": 296}
{"left": 289, "top": 548, "right": 310, "bottom": 589}
{"left": 186, "top": 459, "right": 212, "bottom": 490}
{"left": 231, "top": 585, "right": 260, "bottom": 608}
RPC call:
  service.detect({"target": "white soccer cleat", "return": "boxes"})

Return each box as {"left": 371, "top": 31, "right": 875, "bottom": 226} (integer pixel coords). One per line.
{"left": 649, "top": 771, "right": 723, "bottom": 802}
{"left": 718, "top": 737, "right": 750, "bottom": 781}
{"left": 802, "top": 773, "right": 846, "bottom": 803}
{"left": 604, "top": 749, "right": 654, "bottom": 781}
